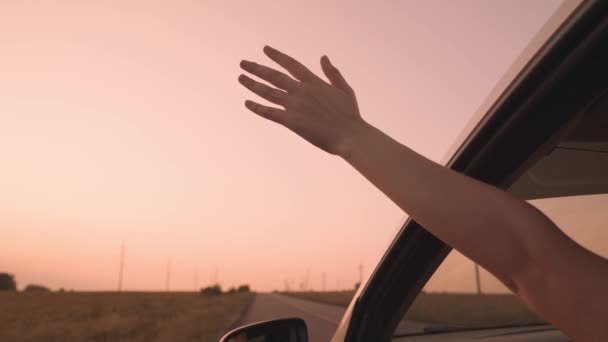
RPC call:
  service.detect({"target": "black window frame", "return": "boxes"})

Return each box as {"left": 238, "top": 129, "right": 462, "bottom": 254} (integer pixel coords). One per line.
{"left": 343, "top": 1, "right": 608, "bottom": 341}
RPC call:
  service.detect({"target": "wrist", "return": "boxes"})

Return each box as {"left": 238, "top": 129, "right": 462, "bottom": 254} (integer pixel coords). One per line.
{"left": 337, "top": 118, "right": 375, "bottom": 161}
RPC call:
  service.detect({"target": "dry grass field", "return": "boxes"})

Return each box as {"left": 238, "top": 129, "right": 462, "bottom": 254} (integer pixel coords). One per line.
{"left": 0, "top": 292, "right": 253, "bottom": 342}
{"left": 285, "top": 290, "right": 544, "bottom": 328}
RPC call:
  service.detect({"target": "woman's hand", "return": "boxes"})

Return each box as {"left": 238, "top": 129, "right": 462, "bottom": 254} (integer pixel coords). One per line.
{"left": 238, "top": 45, "right": 364, "bottom": 156}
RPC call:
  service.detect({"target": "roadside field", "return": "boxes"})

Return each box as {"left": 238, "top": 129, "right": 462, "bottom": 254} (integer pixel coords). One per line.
{"left": 284, "top": 291, "right": 544, "bottom": 328}
{"left": 0, "top": 292, "right": 252, "bottom": 342}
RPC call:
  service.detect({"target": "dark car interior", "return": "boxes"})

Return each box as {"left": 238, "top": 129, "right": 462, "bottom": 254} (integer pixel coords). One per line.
{"left": 343, "top": 1, "right": 608, "bottom": 341}
{"left": 510, "top": 89, "right": 608, "bottom": 200}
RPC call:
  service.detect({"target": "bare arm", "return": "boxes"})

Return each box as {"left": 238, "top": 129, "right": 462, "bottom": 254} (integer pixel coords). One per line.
{"left": 238, "top": 45, "right": 608, "bottom": 341}
{"left": 343, "top": 119, "right": 608, "bottom": 341}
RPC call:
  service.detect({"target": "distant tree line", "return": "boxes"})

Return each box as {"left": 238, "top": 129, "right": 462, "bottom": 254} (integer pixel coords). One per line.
{"left": 0, "top": 273, "right": 16, "bottom": 291}
{"left": 200, "top": 284, "right": 250, "bottom": 297}
{"left": 24, "top": 284, "right": 51, "bottom": 292}
{"left": 3, "top": 271, "right": 251, "bottom": 294}
{"left": 0, "top": 272, "right": 50, "bottom": 292}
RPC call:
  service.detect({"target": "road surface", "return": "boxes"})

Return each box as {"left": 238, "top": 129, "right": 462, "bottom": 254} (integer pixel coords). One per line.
{"left": 237, "top": 293, "right": 345, "bottom": 341}
{"left": 235, "top": 293, "right": 429, "bottom": 341}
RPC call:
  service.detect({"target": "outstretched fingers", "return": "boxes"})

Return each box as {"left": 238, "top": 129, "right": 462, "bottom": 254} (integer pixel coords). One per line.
{"left": 244, "top": 100, "right": 287, "bottom": 125}
{"left": 321, "top": 55, "right": 354, "bottom": 96}
{"left": 238, "top": 74, "right": 289, "bottom": 106}
{"left": 263, "top": 45, "right": 321, "bottom": 83}
{"left": 240, "top": 60, "right": 299, "bottom": 92}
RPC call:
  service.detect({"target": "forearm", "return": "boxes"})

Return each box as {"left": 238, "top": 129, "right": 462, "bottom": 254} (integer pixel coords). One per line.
{"left": 239, "top": 46, "right": 608, "bottom": 341}
{"left": 340, "top": 119, "right": 565, "bottom": 288}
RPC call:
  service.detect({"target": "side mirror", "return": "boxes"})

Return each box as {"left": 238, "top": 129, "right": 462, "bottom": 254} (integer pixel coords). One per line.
{"left": 220, "top": 318, "right": 307, "bottom": 342}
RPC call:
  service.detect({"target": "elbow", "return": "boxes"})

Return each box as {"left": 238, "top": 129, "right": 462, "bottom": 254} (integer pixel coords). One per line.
{"left": 502, "top": 203, "right": 566, "bottom": 297}
{"left": 497, "top": 201, "right": 557, "bottom": 295}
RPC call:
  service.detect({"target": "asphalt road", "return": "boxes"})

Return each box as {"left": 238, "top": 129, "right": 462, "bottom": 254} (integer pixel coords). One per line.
{"left": 237, "top": 293, "right": 346, "bottom": 342}
{"left": 235, "top": 293, "right": 436, "bottom": 341}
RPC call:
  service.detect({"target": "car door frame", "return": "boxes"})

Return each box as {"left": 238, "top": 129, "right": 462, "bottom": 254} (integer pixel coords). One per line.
{"left": 336, "top": 1, "right": 608, "bottom": 341}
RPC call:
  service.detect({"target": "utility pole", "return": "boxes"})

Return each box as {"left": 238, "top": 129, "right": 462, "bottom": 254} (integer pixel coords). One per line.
{"left": 117, "top": 242, "right": 125, "bottom": 292}
{"left": 358, "top": 263, "right": 364, "bottom": 285}
{"left": 165, "top": 258, "right": 172, "bottom": 292}
{"left": 214, "top": 266, "right": 219, "bottom": 285}
{"left": 474, "top": 263, "right": 482, "bottom": 295}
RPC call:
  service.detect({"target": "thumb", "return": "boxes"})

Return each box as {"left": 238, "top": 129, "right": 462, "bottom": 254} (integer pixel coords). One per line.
{"left": 321, "top": 55, "right": 354, "bottom": 96}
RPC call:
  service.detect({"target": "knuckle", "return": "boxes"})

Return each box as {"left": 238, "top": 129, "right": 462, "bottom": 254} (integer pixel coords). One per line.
{"left": 272, "top": 112, "right": 285, "bottom": 124}
{"left": 294, "top": 98, "right": 309, "bottom": 111}
{"left": 269, "top": 73, "right": 281, "bottom": 84}
{"left": 286, "top": 97, "right": 303, "bottom": 109}
{"left": 252, "top": 84, "right": 264, "bottom": 95}
{"left": 268, "top": 90, "right": 281, "bottom": 103}
{"left": 258, "top": 85, "right": 269, "bottom": 97}
{"left": 259, "top": 107, "right": 272, "bottom": 118}
{"left": 267, "top": 109, "right": 283, "bottom": 124}
{"left": 299, "top": 83, "right": 313, "bottom": 95}
{"left": 292, "top": 82, "right": 304, "bottom": 92}
{"left": 265, "top": 89, "right": 275, "bottom": 100}
{"left": 259, "top": 106, "right": 270, "bottom": 116}
{"left": 256, "top": 68, "right": 267, "bottom": 79}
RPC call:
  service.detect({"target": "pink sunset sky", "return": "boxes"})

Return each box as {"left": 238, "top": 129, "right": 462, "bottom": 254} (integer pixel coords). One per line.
{"left": 4, "top": 0, "right": 602, "bottom": 293}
